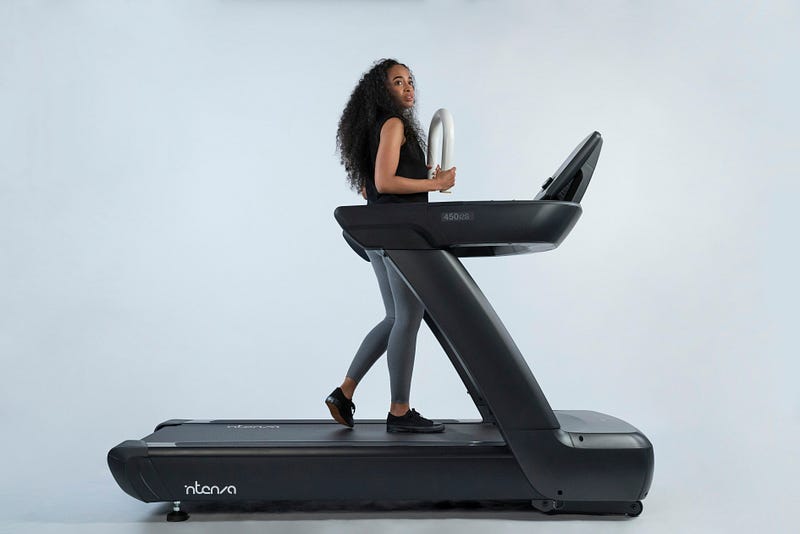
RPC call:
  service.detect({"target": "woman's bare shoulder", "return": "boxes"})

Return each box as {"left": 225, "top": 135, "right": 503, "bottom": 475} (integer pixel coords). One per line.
{"left": 380, "top": 116, "right": 403, "bottom": 132}
{"left": 380, "top": 117, "right": 404, "bottom": 143}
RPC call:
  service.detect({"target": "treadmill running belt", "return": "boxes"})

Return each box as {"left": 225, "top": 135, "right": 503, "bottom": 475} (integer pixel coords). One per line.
{"left": 144, "top": 421, "right": 506, "bottom": 448}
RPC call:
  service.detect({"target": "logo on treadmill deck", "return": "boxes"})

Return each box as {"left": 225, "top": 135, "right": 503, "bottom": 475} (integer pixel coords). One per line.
{"left": 185, "top": 481, "right": 237, "bottom": 496}
{"left": 441, "top": 211, "right": 474, "bottom": 222}
{"left": 226, "top": 424, "right": 280, "bottom": 429}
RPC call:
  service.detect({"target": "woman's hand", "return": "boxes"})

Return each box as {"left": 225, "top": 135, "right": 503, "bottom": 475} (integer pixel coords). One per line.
{"left": 432, "top": 165, "right": 456, "bottom": 192}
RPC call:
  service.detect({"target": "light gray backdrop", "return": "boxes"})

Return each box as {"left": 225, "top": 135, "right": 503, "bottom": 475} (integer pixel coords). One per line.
{"left": 1, "top": 1, "right": 798, "bottom": 533}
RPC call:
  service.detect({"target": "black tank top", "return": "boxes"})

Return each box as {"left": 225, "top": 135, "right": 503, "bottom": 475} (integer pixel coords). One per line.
{"left": 364, "top": 113, "right": 429, "bottom": 204}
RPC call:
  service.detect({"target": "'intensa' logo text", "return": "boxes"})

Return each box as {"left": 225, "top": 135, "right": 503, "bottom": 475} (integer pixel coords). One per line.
{"left": 184, "top": 481, "right": 237, "bottom": 496}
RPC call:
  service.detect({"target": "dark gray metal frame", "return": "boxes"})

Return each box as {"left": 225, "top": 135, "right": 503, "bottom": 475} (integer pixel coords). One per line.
{"left": 108, "top": 203, "right": 653, "bottom": 517}
{"left": 383, "top": 247, "right": 653, "bottom": 503}
{"left": 107, "top": 132, "right": 654, "bottom": 519}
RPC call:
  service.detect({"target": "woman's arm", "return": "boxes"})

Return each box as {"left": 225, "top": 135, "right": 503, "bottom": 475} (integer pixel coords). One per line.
{"left": 374, "top": 118, "right": 455, "bottom": 194}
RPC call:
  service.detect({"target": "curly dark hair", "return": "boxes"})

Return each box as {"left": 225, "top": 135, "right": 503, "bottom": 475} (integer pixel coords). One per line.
{"left": 336, "top": 58, "right": 426, "bottom": 192}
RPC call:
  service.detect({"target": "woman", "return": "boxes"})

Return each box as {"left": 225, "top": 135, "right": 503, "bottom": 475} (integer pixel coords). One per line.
{"left": 326, "top": 59, "right": 456, "bottom": 433}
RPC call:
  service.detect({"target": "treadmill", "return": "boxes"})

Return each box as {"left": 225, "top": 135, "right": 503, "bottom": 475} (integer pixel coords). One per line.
{"left": 108, "top": 131, "right": 654, "bottom": 521}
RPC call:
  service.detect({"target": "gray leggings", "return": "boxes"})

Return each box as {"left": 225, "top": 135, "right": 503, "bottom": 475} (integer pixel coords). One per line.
{"left": 346, "top": 250, "right": 424, "bottom": 403}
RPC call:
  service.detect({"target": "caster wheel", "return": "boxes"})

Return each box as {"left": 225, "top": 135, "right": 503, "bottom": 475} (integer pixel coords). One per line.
{"left": 625, "top": 501, "right": 643, "bottom": 517}
{"left": 166, "top": 510, "right": 189, "bottom": 522}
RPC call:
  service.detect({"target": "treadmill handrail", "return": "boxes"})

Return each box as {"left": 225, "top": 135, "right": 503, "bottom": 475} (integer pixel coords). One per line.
{"left": 335, "top": 200, "right": 582, "bottom": 257}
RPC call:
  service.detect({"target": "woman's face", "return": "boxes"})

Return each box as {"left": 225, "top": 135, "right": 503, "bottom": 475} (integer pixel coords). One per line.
{"left": 385, "top": 64, "right": 415, "bottom": 109}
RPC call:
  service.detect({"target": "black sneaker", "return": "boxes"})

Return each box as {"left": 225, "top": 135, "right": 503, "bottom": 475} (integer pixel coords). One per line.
{"left": 386, "top": 409, "right": 445, "bottom": 433}
{"left": 325, "top": 387, "right": 355, "bottom": 428}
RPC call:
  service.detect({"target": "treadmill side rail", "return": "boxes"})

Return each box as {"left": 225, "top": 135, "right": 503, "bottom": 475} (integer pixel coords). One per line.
{"left": 107, "top": 424, "right": 539, "bottom": 503}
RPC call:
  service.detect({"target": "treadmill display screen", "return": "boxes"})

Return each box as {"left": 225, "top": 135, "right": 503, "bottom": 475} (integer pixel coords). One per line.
{"left": 535, "top": 131, "right": 602, "bottom": 203}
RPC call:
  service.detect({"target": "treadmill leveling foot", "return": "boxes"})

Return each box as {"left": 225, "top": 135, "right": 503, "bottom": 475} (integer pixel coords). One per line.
{"left": 166, "top": 501, "right": 189, "bottom": 522}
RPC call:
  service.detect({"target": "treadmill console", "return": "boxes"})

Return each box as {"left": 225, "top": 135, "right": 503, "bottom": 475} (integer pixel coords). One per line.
{"left": 535, "top": 131, "right": 602, "bottom": 203}
{"left": 335, "top": 132, "right": 604, "bottom": 259}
